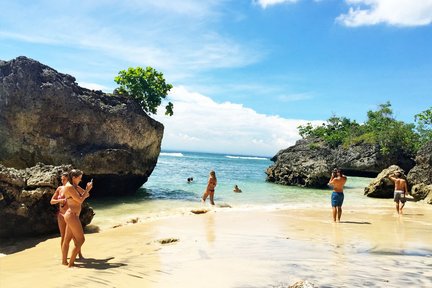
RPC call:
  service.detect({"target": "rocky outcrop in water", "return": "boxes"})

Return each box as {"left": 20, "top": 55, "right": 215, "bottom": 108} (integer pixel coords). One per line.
{"left": 0, "top": 56, "right": 164, "bottom": 196}
{"left": 407, "top": 141, "right": 432, "bottom": 204}
{"left": 266, "top": 138, "right": 414, "bottom": 188}
{"left": 363, "top": 165, "right": 407, "bottom": 198}
{"left": 0, "top": 163, "right": 94, "bottom": 238}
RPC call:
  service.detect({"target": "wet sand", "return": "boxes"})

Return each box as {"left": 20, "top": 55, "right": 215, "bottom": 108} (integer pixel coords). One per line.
{"left": 1, "top": 206, "right": 431, "bottom": 288}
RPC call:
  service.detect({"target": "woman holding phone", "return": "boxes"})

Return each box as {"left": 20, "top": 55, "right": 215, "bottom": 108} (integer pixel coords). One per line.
{"left": 61, "top": 169, "right": 92, "bottom": 267}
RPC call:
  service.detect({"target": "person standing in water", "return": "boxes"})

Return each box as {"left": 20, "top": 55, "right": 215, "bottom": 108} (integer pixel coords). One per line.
{"left": 202, "top": 170, "right": 217, "bottom": 205}
{"left": 328, "top": 168, "right": 347, "bottom": 223}
{"left": 388, "top": 171, "right": 409, "bottom": 214}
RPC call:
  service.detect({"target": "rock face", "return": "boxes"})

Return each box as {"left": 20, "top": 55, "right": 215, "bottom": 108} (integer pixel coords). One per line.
{"left": 0, "top": 56, "right": 164, "bottom": 196}
{"left": 407, "top": 141, "right": 432, "bottom": 204}
{"left": 364, "top": 165, "right": 406, "bottom": 198}
{"left": 266, "top": 138, "right": 414, "bottom": 188}
{"left": 0, "top": 163, "right": 94, "bottom": 238}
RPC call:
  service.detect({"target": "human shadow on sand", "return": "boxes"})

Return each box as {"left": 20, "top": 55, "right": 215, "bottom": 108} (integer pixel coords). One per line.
{"left": 0, "top": 234, "right": 56, "bottom": 255}
{"left": 339, "top": 221, "right": 371, "bottom": 224}
{"left": 0, "top": 226, "right": 100, "bottom": 255}
{"left": 74, "top": 257, "right": 127, "bottom": 270}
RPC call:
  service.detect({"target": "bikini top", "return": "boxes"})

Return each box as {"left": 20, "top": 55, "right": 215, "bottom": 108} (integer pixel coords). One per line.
{"left": 65, "top": 185, "right": 83, "bottom": 204}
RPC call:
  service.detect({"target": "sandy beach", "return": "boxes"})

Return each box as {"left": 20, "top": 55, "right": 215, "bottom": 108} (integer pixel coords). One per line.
{"left": 1, "top": 205, "right": 431, "bottom": 288}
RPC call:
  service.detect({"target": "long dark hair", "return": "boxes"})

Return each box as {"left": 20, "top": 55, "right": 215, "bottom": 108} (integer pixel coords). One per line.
{"left": 68, "top": 169, "right": 83, "bottom": 184}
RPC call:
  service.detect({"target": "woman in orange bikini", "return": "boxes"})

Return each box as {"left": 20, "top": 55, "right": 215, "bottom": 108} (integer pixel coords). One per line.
{"left": 61, "top": 169, "right": 92, "bottom": 267}
{"left": 202, "top": 170, "right": 217, "bottom": 205}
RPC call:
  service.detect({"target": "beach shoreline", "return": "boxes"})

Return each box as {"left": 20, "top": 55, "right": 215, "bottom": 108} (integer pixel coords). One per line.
{"left": 1, "top": 204, "right": 431, "bottom": 288}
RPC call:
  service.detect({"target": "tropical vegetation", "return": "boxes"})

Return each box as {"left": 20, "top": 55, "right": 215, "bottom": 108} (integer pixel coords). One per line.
{"left": 298, "top": 102, "right": 431, "bottom": 156}
{"left": 114, "top": 66, "right": 174, "bottom": 116}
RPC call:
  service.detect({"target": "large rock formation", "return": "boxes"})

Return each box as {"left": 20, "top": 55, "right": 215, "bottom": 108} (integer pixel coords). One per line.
{"left": 266, "top": 137, "right": 414, "bottom": 188}
{"left": 407, "top": 141, "right": 432, "bottom": 204}
{"left": 0, "top": 163, "right": 94, "bottom": 238}
{"left": 364, "top": 165, "right": 406, "bottom": 198}
{"left": 0, "top": 56, "right": 164, "bottom": 196}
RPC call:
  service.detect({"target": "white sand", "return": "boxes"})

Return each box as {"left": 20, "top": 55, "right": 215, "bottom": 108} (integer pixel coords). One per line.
{"left": 1, "top": 205, "right": 431, "bottom": 288}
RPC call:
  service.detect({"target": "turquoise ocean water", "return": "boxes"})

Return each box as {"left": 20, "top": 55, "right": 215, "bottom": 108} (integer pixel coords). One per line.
{"left": 89, "top": 151, "right": 379, "bottom": 230}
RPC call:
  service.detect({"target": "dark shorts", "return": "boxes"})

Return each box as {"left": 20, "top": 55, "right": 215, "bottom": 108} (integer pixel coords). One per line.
{"left": 331, "top": 192, "right": 344, "bottom": 207}
{"left": 394, "top": 191, "right": 406, "bottom": 203}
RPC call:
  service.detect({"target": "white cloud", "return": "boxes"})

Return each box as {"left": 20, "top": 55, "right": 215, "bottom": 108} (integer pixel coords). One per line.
{"left": 338, "top": 0, "right": 432, "bottom": 27}
{"left": 78, "top": 82, "right": 110, "bottom": 92}
{"left": 254, "top": 0, "right": 299, "bottom": 9}
{"left": 153, "top": 86, "right": 322, "bottom": 156}
{"left": 0, "top": 1, "right": 263, "bottom": 80}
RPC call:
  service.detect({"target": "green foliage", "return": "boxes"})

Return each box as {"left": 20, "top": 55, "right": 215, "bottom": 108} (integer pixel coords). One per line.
{"left": 114, "top": 66, "right": 174, "bottom": 116}
{"left": 308, "top": 143, "right": 321, "bottom": 150}
{"left": 298, "top": 116, "right": 361, "bottom": 148}
{"left": 298, "top": 102, "right": 421, "bottom": 156}
{"left": 363, "top": 102, "right": 419, "bottom": 155}
{"left": 415, "top": 107, "right": 432, "bottom": 145}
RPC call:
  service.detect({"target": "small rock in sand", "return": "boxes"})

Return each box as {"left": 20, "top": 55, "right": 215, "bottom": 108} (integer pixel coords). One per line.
{"left": 191, "top": 209, "right": 209, "bottom": 214}
{"left": 157, "top": 238, "right": 179, "bottom": 245}
{"left": 127, "top": 217, "right": 139, "bottom": 224}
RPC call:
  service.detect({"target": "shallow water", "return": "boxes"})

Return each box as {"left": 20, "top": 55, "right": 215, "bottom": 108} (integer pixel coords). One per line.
{"left": 88, "top": 151, "right": 390, "bottom": 230}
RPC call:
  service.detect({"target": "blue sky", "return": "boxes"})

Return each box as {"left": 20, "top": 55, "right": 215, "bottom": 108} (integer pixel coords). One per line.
{"left": 1, "top": 0, "right": 431, "bottom": 156}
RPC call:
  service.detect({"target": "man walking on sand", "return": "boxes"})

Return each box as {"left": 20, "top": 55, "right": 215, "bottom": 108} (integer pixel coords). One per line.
{"left": 389, "top": 172, "right": 409, "bottom": 214}
{"left": 328, "top": 168, "right": 347, "bottom": 223}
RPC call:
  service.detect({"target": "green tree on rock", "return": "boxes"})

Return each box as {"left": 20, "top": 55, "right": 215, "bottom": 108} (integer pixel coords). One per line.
{"left": 415, "top": 107, "right": 432, "bottom": 145}
{"left": 114, "top": 66, "right": 174, "bottom": 116}
{"left": 297, "top": 101, "right": 420, "bottom": 156}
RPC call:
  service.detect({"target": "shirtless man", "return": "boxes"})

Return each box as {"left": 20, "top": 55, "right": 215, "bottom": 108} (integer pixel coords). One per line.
{"left": 389, "top": 171, "right": 409, "bottom": 214}
{"left": 328, "top": 168, "right": 347, "bottom": 223}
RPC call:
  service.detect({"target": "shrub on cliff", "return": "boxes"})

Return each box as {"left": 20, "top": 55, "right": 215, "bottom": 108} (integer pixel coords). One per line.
{"left": 114, "top": 66, "right": 174, "bottom": 116}
{"left": 415, "top": 107, "right": 432, "bottom": 145}
{"left": 298, "top": 102, "right": 422, "bottom": 156}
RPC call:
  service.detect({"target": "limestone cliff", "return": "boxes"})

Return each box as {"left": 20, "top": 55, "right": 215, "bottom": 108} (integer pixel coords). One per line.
{"left": 266, "top": 137, "right": 415, "bottom": 188}
{"left": 407, "top": 141, "right": 432, "bottom": 204}
{"left": 0, "top": 56, "right": 164, "bottom": 196}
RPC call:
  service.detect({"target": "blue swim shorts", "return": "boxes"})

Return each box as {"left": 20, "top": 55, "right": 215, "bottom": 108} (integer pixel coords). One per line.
{"left": 331, "top": 192, "right": 344, "bottom": 207}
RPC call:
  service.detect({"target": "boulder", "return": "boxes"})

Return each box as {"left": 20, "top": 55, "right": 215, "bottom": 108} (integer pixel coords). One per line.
{"left": 407, "top": 141, "right": 432, "bottom": 203}
{"left": 364, "top": 165, "right": 406, "bottom": 198}
{"left": 0, "top": 163, "right": 94, "bottom": 238}
{"left": 266, "top": 137, "right": 414, "bottom": 188}
{"left": 266, "top": 138, "right": 333, "bottom": 187}
{"left": 0, "top": 56, "right": 164, "bottom": 196}
{"left": 411, "top": 184, "right": 432, "bottom": 203}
